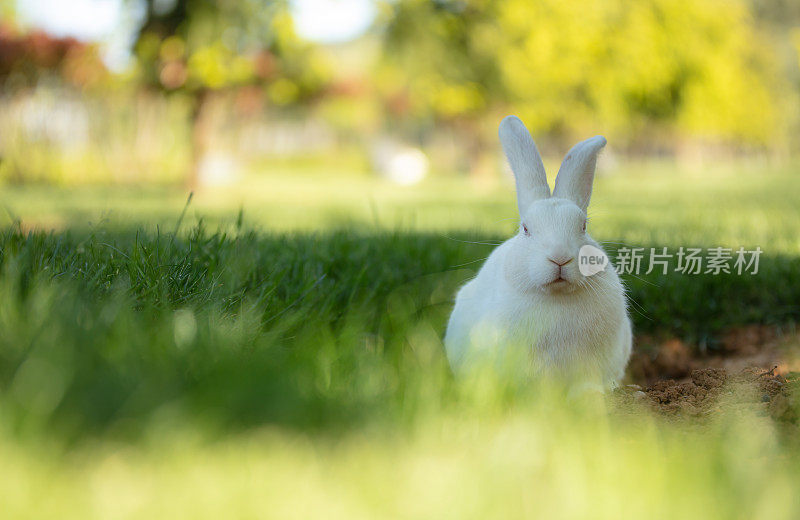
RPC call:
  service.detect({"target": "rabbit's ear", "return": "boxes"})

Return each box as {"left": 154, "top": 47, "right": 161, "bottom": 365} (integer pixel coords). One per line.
{"left": 499, "top": 115, "right": 550, "bottom": 214}
{"left": 552, "top": 136, "right": 606, "bottom": 212}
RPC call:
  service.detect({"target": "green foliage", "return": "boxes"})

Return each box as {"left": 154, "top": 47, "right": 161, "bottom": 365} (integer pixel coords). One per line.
{"left": 0, "top": 2, "right": 12, "bottom": 25}
{"left": 381, "top": 0, "right": 787, "bottom": 145}
{"left": 133, "top": 0, "right": 329, "bottom": 101}
{"left": 379, "top": 0, "right": 500, "bottom": 119}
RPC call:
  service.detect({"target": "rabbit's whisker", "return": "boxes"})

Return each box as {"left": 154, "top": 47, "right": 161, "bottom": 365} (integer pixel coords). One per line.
{"left": 619, "top": 271, "right": 660, "bottom": 287}
{"left": 449, "top": 256, "right": 490, "bottom": 268}
{"left": 441, "top": 234, "right": 503, "bottom": 246}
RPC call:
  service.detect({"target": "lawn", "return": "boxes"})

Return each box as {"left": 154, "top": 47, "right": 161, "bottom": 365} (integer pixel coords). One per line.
{"left": 1, "top": 161, "right": 800, "bottom": 519}
{"left": 2, "top": 159, "right": 799, "bottom": 252}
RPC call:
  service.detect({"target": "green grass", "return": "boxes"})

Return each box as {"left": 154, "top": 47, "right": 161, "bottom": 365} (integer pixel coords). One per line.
{"left": 5, "top": 407, "right": 800, "bottom": 519}
{"left": 3, "top": 159, "right": 800, "bottom": 252}
{"left": 1, "top": 161, "right": 800, "bottom": 518}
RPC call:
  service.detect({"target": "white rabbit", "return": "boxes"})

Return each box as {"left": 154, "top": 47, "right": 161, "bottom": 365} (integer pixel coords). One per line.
{"left": 444, "top": 116, "right": 632, "bottom": 388}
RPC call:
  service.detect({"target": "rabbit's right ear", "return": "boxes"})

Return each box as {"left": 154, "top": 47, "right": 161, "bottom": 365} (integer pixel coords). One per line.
{"left": 552, "top": 135, "right": 606, "bottom": 213}
{"left": 498, "top": 115, "right": 550, "bottom": 215}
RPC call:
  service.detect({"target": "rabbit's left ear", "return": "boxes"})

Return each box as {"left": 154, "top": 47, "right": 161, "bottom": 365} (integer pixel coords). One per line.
{"left": 498, "top": 115, "right": 550, "bottom": 215}
{"left": 552, "top": 136, "right": 606, "bottom": 212}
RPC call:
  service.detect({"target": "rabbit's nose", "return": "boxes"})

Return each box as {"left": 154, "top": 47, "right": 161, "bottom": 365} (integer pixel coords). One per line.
{"left": 548, "top": 256, "right": 574, "bottom": 267}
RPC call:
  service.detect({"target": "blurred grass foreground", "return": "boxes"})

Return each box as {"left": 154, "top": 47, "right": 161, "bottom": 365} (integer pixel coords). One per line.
{"left": 1, "top": 218, "right": 800, "bottom": 519}
{"left": 2, "top": 0, "right": 800, "bottom": 519}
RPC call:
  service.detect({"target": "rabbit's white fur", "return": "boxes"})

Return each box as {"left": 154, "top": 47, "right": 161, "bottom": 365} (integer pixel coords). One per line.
{"left": 444, "top": 116, "right": 632, "bottom": 387}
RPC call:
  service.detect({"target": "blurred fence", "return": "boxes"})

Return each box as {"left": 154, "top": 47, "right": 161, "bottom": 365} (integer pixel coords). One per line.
{"left": 0, "top": 84, "right": 190, "bottom": 184}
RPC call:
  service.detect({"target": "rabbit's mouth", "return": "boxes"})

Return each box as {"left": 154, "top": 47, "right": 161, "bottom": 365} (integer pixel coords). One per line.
{"left": 543, "top": 276, "right": 569, "bottom": 288}
{"left": 541, "top": 274, "right": 583, "bottom": 294}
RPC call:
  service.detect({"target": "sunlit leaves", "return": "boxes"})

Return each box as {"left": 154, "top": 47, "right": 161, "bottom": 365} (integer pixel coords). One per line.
{"left": 133, "top": 0, "right": 330, "bottom": 98}
{"left": 382, "top": 0, "right": 785, "bottom": 145}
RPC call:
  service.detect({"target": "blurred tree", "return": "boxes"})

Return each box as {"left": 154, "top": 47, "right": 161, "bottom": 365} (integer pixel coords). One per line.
{"left": 497, "top": 0, "right": 782, "bottom": 149}
{"left": 379, "top": 0, "right": 503, "bottom": 178}
{"left": 380, "top": 0, "right": 784, "bottom": 165}
{"left": 0, "top": 0, "right": 14, "bottom": 23}
{"left": 747, "top": 0, "right": 800, "bottom": 154}
{"left": 0, "top": 25, "right": 106, "bottom": 88}
{"left": 132, "top": 0, "right": 329, "bottom": 187}
{"left": 748, "top": 0, "right": 800, "bottom": 28}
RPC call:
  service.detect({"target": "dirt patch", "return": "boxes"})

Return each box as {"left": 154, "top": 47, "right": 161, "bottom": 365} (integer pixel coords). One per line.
{"left": 720, "top": 325, "right": 780, "bottom": 356}
{"left": 617, "top": 367, "right": 798, "bottom": 423}
{"left": 619, "top": 327, "right": 800, "bottom": 423}
{"left": 639, "top": 368, "right": 727, "bottom": 415}
{"left": 627, "top": 325, "right": 797, "bottom": 385}
{"left": 628, "top": 338, "right": 695, "bottom": 382}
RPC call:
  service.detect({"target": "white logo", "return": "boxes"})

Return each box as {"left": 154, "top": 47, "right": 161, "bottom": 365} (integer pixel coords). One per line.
{"left": 578, "top": 245, "right": 609, "bottom": 277}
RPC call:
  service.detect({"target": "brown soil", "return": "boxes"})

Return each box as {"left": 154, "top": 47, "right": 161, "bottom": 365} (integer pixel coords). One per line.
{"left": 627, "top": 325, "right": 795, "bottom": 385}
{"left": 620, "top": 367, "right": 795, "bottom": 421}
{"left": 619, "top": 326, "right": 799, "bottom": 422}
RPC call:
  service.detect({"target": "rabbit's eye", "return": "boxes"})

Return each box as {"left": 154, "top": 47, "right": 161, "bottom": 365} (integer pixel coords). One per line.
{"left": 522, "top": 223, "right": 530, "bottom": 236}
{"left": 582, "top": 219, "right": 587, "bottom": 232}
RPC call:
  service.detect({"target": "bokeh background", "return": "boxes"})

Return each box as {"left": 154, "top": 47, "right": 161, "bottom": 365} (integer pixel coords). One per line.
{"left": 2, "top": 0, "right": 800, "bottom": 194}
{"left": 3, "top": 1, "right": 800, "bottom": 518}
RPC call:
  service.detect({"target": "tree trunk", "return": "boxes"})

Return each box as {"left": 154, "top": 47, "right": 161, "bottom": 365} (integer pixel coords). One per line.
{"left": 463, "top": 123, "right": 494, "bottom": 185}
{"left": 187, "top": 88, "right": 212, "bottom": 190}
{"left": 468, "top": 137, "right": 494, "bottom": 182}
